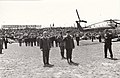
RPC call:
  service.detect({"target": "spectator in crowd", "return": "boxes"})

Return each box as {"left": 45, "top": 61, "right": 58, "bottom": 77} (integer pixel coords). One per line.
{"left": 30, "top": 35, "right": 34, "bottom": 47}
{"left": 91, "top": 33, "right": 94, "bottom": 42}
{"left": 28, "top": 36, "right": 30, "bottom": 46}
{"left": 55, "top": 35, "right": 59, "bottom": 47}
{"left": 49, "top": 35, "right": 55, "bottom": 47}
{"left": 18, "top": 36, "right": 23, "bottom": 47}
{"left": 24, "top": 36, "right": 28, "bottom": 46}
{"left": 33, "top": 35, "right": 37, "bottom": 46}
{"left": 3, "top": 36, "right": 8, "bottom": 49}
{"left": 36, "top": 35, "right": 41, "bottom": 46}
{"left": 0, "top": 33, "right": 3, "bottom": 54}
{"left": 98, "top": 32, "right": 102, "bottom": 42}
{"left": 75, "top": 33, "right": 80, "bottom": 46}
{"left": 98, "top": 34, "right": 102, "bottom": 42}
{"left": 40, "top": 31, "right": 54, "bottom": 67}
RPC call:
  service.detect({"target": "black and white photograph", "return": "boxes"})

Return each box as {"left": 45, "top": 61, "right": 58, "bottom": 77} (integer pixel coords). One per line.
{"left": 0, "top": 0, "right": 120, "bottom": 77}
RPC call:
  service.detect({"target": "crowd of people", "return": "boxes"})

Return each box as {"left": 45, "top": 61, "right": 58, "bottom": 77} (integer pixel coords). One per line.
{"left": 0, "top": 27, "right": 114, "bottom": 67}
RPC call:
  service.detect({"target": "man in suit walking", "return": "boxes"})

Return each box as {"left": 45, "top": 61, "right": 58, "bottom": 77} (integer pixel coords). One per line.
{"left": 40, "top": 31, "right": 54, "bottom": 67}
{"left": 63, "top": 30, "right": 78, "bottom": 65}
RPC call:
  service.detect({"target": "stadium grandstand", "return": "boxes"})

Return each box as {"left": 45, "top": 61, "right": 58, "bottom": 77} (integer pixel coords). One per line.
{"left": 1, "top": 25, "right": 42, "bottom": 29}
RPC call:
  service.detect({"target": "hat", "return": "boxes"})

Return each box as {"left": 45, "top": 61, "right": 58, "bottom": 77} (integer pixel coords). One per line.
{"left": 66, "top": 30, "right": 70, "bottom": 33}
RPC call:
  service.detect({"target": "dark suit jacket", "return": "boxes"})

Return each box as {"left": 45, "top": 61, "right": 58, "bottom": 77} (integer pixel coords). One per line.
{"left": 63, "top": 35, "right": 75, "bottom": 49}
{"left": 57, "top": 36, "right": 64, "bottom": 47}
{"left": 40, "top": 37, "right": 51, "bottom": 51}
{"left": 104, "top": 33, "right": 112, "bottom": 46}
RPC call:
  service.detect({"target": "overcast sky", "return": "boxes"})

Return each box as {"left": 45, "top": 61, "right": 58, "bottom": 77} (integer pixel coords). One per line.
{"left": 0, "top": 0, "right": 120, "bottom": 28}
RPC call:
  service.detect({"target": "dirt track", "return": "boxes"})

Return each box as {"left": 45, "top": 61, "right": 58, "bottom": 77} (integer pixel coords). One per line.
{"left": 0, "top": 40, "right": 120, "bottom": 78}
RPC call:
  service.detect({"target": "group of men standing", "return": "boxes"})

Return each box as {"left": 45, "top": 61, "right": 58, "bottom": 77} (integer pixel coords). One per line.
{"left": 18, "top": 33, "right": 60, "bottom": 48}
{"left": 0, "top": 29, "right": 114, "bottom": 68}
{"left": 40, "top": 29, "right": 114, "bottom": 67}
{"left": 40, "top": 30, "right": 79, "bottom": 67}
{"left": 104, "top": 29, "right": 113, "bottom": 59}
{"left": 18, "top": 35, "right": 39, "bottom": 47}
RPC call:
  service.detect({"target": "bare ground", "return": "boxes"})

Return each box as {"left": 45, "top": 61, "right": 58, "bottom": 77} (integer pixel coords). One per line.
{"left": 0, "top": 40, "right": 120, "bottom": 78}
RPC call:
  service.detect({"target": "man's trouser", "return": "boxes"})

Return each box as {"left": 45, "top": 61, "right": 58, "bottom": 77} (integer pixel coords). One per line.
{"left": 104, "top": 45, "right": 113, "bottom": 58}
{"left": 60, "top": 46, "right": 65, "bottom": 58}
{"left": 66, "top": 49, "right": 72, "bottom": 62}
{"left": 0, "top": 48, "right": 2, "bottom": 54}
{"left": 42, "top": 50, "right": 50, "bottom": 65}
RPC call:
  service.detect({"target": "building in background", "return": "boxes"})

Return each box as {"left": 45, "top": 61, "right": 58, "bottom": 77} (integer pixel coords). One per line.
{"left": 1, "top": 25, "right": 42, "bottom": 29}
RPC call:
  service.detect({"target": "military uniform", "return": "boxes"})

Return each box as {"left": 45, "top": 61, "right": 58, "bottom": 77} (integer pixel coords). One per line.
{"left": 57, "top": 33, "right": 66, "bottom": 59}
{"left": 18, "top": 36, "right": 22, "bottom": 47}
{"left": 30, "top": 36, "right": 34, "bottom": 47}
{"left": 24, "top": 36, "right": 28, "bottom": 46}
{"left": 3, "top": 37, "right": 8, "bottom": 49}
{"left": 36, "top": 36, "right": 41, "bottom": 46}
{"left": 98, "top": 35, "right": 102, "bottom": 42}
{"left": 0, "top": 38, "right": 3, "bottom": 54}
{"left": 55, "top": 36, "right": 58, "bottom": 47}
{"left": 104, "top": 31, "right": 113, "bottom": 58}
{"left": 75, "top": 34, "right": 80, "bottom": 46}
{"left": 27, "top": 36, "right": 30, "bottom": 46}
{"left": 33, "top": 36, "right": 36, "bottom": 46}
{"left": 63, "top": 31, "right": 75, "bottom": 64}
{"left": 50, "top": 36, "right": 55, "bottom": 47}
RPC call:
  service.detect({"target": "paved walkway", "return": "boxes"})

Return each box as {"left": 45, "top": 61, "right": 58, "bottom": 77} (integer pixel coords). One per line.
{"left": 0, "top": 40, "right": 120, "bottom": 78}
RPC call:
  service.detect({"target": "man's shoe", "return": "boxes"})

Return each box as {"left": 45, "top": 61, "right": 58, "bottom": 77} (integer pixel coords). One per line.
{"left": 68, "top": 62, "right": 72, "bottom": 65}
{"left": 43, "top": 64, "right": 54, "bottom": 67}
{"left": 70, "top": 61, "right": 79, "bottom": 66}
{"left": 43, "top": 64, "right": 48, "bottom": 67}
{"left": 47, "top": 64, "right": 54, "bottom": 67}
{"left": 61, "top": 57, "right": 67, "bottom": 60}
{"left": 105, "top": 57, "right": 107, "bottom": 58}
{"left": 110, "top": 57, "right": 114, "bottom": 60}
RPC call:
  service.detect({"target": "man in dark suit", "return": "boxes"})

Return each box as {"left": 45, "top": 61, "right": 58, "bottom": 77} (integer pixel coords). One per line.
{"left": 75, "top": 33, "right": 80, "bottom": 46}
{"left": 98, "top": 34, "right": 102, "bottom": 42}
{"left": 57, "top": 32, "right": 66, "bottom": 59}
{"left": 91, "top": 33, "right": 94, "bottom": 42}
{"left": 33, "top": 35, "right": 37, "bottom": 46}
{"left": 3, "top": 36, "right": 8, "bottom": 49}
{"left": 24, "top": 36, "right": 28, "bottom": 46}
{"left": 27, "top": 36, "right": 30, "bottom": 46}
{"left": 104, "top": 29, "right": 113, "bottom": 59}
{"left": 18, "top": 36, "right": 22, "bottom": 47}
{"left": 40, "top": 31, "right": 54, "bottom": 67}
{"left": 0, "top": 33, "right": 3, "bottom": 54}
{"left": 30, "top": 35, "right": 34, "bottom": 47}
{"left": 49, "top": 35, "right": 55, "bottom": 47}
{"left": 63, "top": 30, "right": 78, "bottom": 65}
{"left": 36, "top": 35, "right": 41, "bottom": 46}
